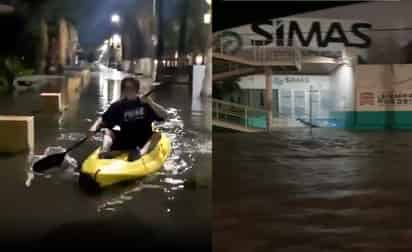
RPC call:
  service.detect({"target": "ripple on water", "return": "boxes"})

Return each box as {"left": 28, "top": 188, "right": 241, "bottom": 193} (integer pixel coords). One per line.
{"left": 26, "top": 107, "right": 204, "bottom": 213}
{"left": 26, "top": 146, "right": 80, "bottom": 187}
{"left": 57, "top": 132, "right": 86, "bottom": 142}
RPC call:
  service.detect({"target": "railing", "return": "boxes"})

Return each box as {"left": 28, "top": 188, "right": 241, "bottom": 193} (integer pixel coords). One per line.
{"left": 157, "top": 58, "right": 191, "bottom": 68}
{"left": 213, "top": 32, "right": 301, "bottom": 69}
{"left": 212, "top": 99, "right": 270, "bottom": 131}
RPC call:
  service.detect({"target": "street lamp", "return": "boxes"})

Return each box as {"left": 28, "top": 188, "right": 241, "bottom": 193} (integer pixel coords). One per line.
{"left": 195, "top": 54, "right": 204, "bottom": 65}
{"left": 112, "top": 34, "right": 121, "bottom": 47}
{"left": 204, "top": 13, "right": 211, "bottom": 24}
{"left": 204, "top": 0, "right": 212, "bottom": 24}
{"left": 111, "top": 14, "right": 120, "bottom": 24}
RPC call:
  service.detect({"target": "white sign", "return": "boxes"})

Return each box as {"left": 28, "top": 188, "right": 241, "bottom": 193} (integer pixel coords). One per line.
{"left": 228, "top": 17, "right": 371, "bottom": 51}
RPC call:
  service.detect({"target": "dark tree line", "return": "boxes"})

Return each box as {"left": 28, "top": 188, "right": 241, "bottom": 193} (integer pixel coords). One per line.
{"left": 1, "top": 0, "right": 210, "bottom": 67}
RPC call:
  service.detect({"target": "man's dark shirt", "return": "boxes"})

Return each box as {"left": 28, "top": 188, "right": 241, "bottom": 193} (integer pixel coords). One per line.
{"left": 102, "top": 97, "right": 164, "bottom": 148}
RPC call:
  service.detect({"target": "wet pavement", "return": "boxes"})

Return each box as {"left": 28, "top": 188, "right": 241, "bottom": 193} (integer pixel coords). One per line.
{"left": 0, "top": 69, "right": 211, "bottom": 250}
{"left": 214, "top": 129, "right": 412, "bottom": 252}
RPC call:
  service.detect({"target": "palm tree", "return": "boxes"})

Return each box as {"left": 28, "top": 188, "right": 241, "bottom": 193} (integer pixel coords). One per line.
{"left": 9, "top": 0, "right": 83, "bottom": 72}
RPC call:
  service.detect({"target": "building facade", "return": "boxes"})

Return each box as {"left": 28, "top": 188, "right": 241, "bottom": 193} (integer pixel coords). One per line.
{"left": 216, "top": 1, "right": 412, "bottom": 129}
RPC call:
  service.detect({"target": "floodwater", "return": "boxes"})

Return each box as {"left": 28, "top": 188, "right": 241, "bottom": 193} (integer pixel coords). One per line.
{"left": 214, "top": 129, "right": 412, "bottom": 252}
{"left": 0, "top": 69, "right": 211, "bottom": 250}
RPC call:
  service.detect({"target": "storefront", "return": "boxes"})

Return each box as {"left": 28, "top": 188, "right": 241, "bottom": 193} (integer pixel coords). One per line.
{"left": 217, "top": 1, "right": 412, "bottom": 129}
{"left": 227, "top": 73, "right": 346, "bottom": 128}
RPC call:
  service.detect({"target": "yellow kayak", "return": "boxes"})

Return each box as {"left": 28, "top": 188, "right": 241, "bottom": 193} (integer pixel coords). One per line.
{"left": 80, "top": 132, "right": 171, "bottom": 188}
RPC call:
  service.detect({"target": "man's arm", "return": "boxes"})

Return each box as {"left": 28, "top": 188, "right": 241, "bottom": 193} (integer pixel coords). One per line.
{"left": 89, "top": 117, "right": 103, "bottom": 133}
{"left": 89, "top": 102, "right": 118, "bottom": 134}
{"left": 143, "top": 96, "right": 169, "bottom": 120}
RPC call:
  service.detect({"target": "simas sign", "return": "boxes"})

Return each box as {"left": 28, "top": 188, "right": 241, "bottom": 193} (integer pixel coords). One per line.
{"left": 250, "top": 19, "right": 372, "bottom": 49}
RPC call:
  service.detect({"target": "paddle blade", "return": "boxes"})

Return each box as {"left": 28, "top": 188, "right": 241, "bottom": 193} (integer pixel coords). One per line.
{"left": 32, "top": 152, "right": 66, "bottom": 173}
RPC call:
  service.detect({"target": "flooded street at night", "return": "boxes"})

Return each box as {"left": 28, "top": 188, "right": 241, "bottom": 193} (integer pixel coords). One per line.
{"left": 0, "top": 70, "right": 211, "bottom": 249}
{"left": 214, "top": 129, "right": 412, "bottom": 252}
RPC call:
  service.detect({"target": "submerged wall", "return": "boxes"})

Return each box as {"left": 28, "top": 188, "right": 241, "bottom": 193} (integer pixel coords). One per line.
{"left": 331, "top": 64, "right": 412, "bottom": 129}
{"left": 351, "top": 64, "right": 412, "bottom": 129}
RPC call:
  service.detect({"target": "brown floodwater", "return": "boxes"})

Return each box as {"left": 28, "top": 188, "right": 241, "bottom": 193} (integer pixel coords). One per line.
{"left": 0, "top": 69, "right": 211, "bottom": 250}
{"left": 214, "top": 129, "right": 412, "bottom": 252}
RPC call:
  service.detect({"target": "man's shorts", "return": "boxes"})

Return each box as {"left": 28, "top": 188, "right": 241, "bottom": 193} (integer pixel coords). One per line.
{"left": 111, "top": 131, "right": 150, "bottom": 151}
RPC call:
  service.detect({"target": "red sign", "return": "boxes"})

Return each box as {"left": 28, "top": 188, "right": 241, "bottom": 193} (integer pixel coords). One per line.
{"left": 359, "top": 92, "right": 375, "bottom": 106}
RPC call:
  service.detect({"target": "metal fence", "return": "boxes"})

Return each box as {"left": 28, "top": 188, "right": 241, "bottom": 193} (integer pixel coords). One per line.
{"left": 212, "top": 99, "right": 270, "bottom": 131}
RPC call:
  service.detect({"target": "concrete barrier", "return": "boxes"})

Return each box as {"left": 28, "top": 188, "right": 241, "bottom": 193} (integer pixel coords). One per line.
{"left": 40, "top": 93, "right": 63, "bottom": 113}
{"left": 0, "top": 116, "right": 34, "bottom": 153}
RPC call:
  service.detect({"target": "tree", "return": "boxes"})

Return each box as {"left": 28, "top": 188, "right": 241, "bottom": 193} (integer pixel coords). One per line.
{"left": 7, "top": 0, "right": 84, "bottom": 71}
{"left": 165, "top": 0, "right": 209, "bottom": 61}
{"left": 177, "top": 0, "right": 189, "bottom": 64}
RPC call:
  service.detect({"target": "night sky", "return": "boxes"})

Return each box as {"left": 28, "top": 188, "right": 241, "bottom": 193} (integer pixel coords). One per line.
{"left": 59, "top": 0, "right": 179, "bottom": 46}
{"left": 0, "top": 0, "right": 180, "bottom": 48}
{"left": 213, "top": 1, "right": 365, "bottom": 31}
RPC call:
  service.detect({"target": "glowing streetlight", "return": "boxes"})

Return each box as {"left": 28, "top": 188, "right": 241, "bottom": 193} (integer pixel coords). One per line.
{"left": 195, "top": 55, "right": 204, "bottom": 65}
{"left": 111, "top": 14, "right": 120, "bottom": 24}
{"left": 204, "top": 13, "right": 211, "bottom": 24}
{"left": 112, "top": 34, "right": 121, "bottom": 47}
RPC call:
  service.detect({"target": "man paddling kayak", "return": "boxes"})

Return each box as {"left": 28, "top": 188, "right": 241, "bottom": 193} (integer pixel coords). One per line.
{"left": 89, "top": 77, "right": 168, "bottom": 161}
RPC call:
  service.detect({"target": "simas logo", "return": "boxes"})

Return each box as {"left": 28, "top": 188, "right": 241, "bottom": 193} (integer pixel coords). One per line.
{"left": 251, "top": 19, "right": 372, "bottom": 49}
{"left": 213, "top": 31, "right": 243, "bottom": 54}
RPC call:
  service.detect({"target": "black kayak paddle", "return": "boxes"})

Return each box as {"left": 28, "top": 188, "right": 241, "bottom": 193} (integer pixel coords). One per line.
{"left": 32, "top": 83, "right": 161, "bottom": 173}
{"left": 32, "top": 136, "right": 90, "bottom": 172}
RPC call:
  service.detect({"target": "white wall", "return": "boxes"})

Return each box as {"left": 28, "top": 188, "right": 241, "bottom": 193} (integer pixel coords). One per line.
{"left": 355, "top": 64, "right": 412, "bottom": 112}
{"left": 293, "top": 1, "right": 412, "bottom": 64}
{"left": 330, "top": 63, "right": 356, "bottom": 112}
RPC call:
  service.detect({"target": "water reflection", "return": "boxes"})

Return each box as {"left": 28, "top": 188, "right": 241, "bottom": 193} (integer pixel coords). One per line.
{"left": 0, "top": 69, "right": 210, "bottom": 246}
{"left": 27, "top": 145, "right": 80, "bottom": 187}
{"left": 214, "top": 130, "right": 412, "bottom": 251}
{"left": 21, "top": 70, "right": 211, "bottom": 215}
